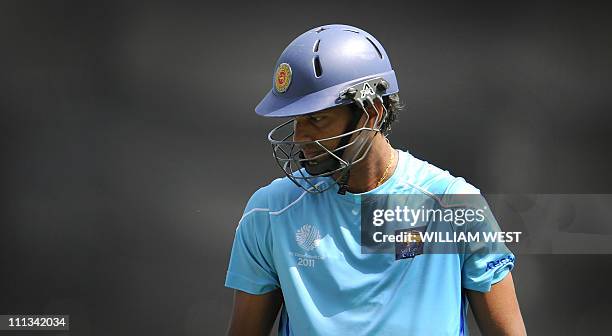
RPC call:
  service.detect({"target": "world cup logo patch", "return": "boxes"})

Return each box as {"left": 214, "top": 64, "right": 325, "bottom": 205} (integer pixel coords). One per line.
{"left": 296, "top": 224, "right": 321, "bottom": 251}
{"left": 274, "top": 63, "right": 292, "bottom": 93}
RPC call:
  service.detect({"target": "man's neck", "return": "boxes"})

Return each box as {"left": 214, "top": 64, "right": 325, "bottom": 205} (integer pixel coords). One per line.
{"left": 334, "top": 134, "right": 398, "bottom": 194}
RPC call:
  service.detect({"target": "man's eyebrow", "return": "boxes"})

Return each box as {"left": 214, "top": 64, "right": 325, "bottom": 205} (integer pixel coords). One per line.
{"left": 310, "top": 111, "right": 330, "bottom": 117}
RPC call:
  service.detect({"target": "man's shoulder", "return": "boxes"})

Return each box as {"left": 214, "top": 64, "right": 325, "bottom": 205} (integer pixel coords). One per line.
{"left": 242, "top": 173, "right": 314, "bottom": 216}
{"left": 396, "top": 150, "right": 481, "bottom": 196}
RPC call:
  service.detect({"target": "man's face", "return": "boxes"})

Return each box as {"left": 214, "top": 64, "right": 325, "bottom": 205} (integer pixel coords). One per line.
{"left": 293, "top": 105, "right": 355, "bottom": 160}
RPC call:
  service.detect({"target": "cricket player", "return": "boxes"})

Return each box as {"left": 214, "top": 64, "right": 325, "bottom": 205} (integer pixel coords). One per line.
{"left": 225, "top": 24, "right": 526, "bottom": 335}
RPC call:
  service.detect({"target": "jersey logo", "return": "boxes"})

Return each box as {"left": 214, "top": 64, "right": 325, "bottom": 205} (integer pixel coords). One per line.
{"left": 395, "top": 229, "right": 424, "bottom": 260}
{"left": 486, "top": 255, "right": 515, "bottom": 270}
{"left": 296, "top": 224, "right": 321, "bottom": 251}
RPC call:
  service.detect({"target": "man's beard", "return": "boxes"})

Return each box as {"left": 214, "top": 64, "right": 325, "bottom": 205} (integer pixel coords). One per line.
{"left": 299, "top": 130, "right": 375, "bottom": 176}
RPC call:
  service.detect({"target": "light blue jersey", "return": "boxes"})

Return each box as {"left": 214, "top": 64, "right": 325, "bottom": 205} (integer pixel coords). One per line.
{"left": 225, "top": 149, "right": 514, "bottom": 335}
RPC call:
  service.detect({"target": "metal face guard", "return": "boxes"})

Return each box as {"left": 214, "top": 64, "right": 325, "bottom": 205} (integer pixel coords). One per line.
{"left": 268, "top": 77, "right": 390, "bottom": 193}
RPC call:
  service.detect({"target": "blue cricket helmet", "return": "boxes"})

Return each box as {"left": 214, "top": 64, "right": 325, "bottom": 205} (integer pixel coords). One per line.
{"left": 255, "top": 24, "right": 399, "bottom": 117}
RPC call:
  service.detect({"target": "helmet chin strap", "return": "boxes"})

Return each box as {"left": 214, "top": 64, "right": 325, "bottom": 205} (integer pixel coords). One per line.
{"left": 299, "top": 107, "right": 364, "bottom": 194}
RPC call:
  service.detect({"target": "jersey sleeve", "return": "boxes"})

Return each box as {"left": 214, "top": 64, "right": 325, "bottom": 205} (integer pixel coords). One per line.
{"left": 445, "top": 178, "right": 515, "bottom": 293}
{"left": 225, "top": 188, "right": 280, "bottom": 295}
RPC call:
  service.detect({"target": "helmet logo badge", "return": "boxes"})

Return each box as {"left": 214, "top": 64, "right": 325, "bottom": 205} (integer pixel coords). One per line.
{"left": 274, "top": 63, "right": 292, "bottom": 93}
{"left": 360, "top": 82, "right": 375, "bottom": 98}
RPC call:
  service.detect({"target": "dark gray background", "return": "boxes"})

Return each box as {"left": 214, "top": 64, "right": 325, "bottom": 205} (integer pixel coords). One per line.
{"left": 1, "top": 1, "right": 612, "bottom": 335}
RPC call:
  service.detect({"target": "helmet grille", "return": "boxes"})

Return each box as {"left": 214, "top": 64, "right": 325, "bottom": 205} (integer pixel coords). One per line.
{"left": 313, "top": 56, "right": 323, "bottom": 78}
{"left": 366, "top": 37, "right": 383, "bottom": 59}
{"left": 313, "top": 39, "right": 320, "bottom": 52}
